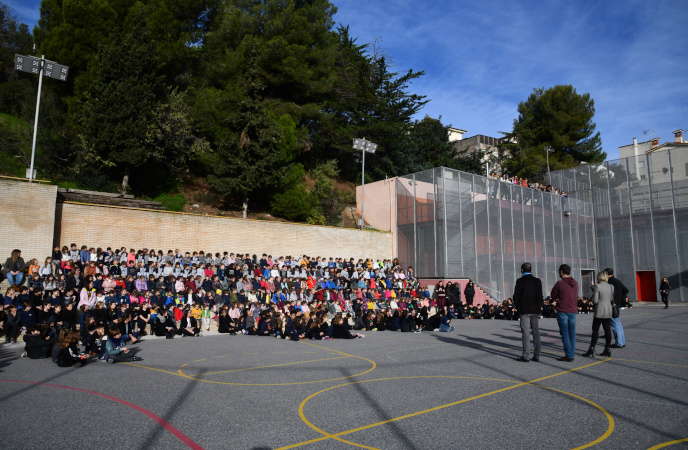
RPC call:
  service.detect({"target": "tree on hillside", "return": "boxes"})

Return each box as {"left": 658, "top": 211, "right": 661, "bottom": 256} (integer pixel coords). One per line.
{"left": 0, "top": 3, "right": 35, "bottom": 116}
{"left": 502, "top": 85, "right": 605, "bottom": 182}
{"left": 77, "top": 11, "right": 198, "bottom": 193}
{"left": 315, "top": 26, "right": 429, "bottom": 180}
{"left": 406, "top": 116, "right": 484, "bottom": 174}
{"left": 34, "top": 0, "right": 212, "bottom": 108}
{"left": 192, "top": 0, "right": 339, "bottom": 214}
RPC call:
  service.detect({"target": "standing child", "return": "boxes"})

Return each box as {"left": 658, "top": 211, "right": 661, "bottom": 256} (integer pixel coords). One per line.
{"left": 201, "top": 304, "right": 211, "bottom": 331}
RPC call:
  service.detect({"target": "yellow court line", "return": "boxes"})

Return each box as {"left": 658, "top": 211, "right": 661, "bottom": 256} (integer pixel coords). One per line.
{"left": 191, "top": 356, "right": 352, "bottom": 376}
{"left": 193, "top": 358, "right": 206, "bottom": 362}
{"left": 123, "top": 341, "right": 378, "bottom": 387}
{"left": 180, "top": 363, "right": 188, "bottom": 368}
{"left": 537, "top": 385, "right": 615, "bottom": 449}
{"left": 648, "top": 438, "right": 688, "bottom": 449}
{"left": 121, "top": 363, "right": 184, "bottom": 377}
{"left": 277, "top": 359, "right": 612, "bottom": 450}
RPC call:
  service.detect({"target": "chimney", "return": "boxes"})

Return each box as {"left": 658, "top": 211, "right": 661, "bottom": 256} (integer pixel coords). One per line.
{"left": 674, "top": 129, "right": 684, "bottom": 143}
{"left": 633, "top": 137, "right": 637, "bottom": 145}
{"left": 651, "top": 137, "right": 660, "bottom": 149}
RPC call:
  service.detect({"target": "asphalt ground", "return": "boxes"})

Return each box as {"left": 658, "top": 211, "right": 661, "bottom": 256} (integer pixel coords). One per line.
{"left": 0, "top": 302, "right": 686, "bottom": 450}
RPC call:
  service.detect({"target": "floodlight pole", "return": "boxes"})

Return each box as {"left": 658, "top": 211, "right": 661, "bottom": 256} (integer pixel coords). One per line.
{"left": 353, "top": 137, "right": 377, "bottom": 230}
{"left": 361, "top": 139, "right": 366, "bottom": 230}
{"left": 545, "top": 145, "right": 552, "bottom": 182}
{"left": 28, "top": 55, "right": 45, "bottom": 182}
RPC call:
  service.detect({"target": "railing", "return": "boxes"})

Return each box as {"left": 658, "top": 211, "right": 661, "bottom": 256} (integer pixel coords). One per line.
{"left": 472, "top": 280, "right": 503, "bottom": 304}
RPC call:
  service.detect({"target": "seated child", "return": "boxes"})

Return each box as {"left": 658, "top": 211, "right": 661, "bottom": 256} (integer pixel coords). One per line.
{"left": 56, "top": 330, "right": 88, "bottom": 368}
{"left": 104, "top": 328, "right": 142, "bottom": 363}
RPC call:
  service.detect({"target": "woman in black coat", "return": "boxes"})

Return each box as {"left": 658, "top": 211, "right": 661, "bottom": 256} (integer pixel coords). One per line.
{"left": 659, "top": 278, "right": 671, "bottom": 309}
{"left": 217, "top": 308, "right": 234, "bottom": 333}
{"left": 464, "top": 281, "right": 475, "bottom": 306}
{"left": 332, "top": 316, "right": 363, "bottom": 339}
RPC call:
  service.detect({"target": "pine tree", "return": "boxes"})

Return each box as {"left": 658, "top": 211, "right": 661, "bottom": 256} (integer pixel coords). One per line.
{"left": 502, "top": 85, "right": 605, "bottom": 181}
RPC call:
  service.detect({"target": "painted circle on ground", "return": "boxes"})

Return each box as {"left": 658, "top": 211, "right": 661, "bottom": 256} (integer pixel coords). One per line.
{"left": 175, "top": 345, "right": 377, "bottom": 386}
{"left": 285, "top": 376, "right": 614, "bottom": 450}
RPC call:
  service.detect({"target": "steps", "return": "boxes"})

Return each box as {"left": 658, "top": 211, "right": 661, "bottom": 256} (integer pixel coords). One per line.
{"left": 418, "top": 278, "right": 495, "bottom": 305}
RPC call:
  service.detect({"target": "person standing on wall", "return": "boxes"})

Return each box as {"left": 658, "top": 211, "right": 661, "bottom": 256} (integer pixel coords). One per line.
{"left": 435, "top": 281, "right": 446, "bottom": 311}
{"left": 550, "top": 264, "right": 579, "bottom": 362}
{"left": 605, "top": 268, "right": 628, "bottom": 349}
{"left": 659, "top": 277, "right": 671, "bottom": 309}
{"left": 464, "top": 281, "right": 475, "bottom": 306}
{"left": 513, "top": 262, "right": 543, "bottom": 363}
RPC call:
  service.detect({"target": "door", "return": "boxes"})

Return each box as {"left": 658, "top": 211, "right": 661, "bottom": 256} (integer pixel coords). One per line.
{"left": 636, "top": 271, "right": 657, "bottom": 302}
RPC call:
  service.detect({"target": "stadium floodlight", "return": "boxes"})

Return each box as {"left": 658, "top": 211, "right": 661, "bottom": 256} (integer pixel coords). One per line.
{"left": 15, "top": 54, "right": 69, "bottom": 181}
{"left": 353, "top": 138, "right": 378, "bottom": 229}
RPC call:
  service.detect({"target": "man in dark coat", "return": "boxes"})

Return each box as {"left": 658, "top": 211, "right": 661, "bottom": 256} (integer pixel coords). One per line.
{"left": 513, "top": 262, "right": 543, "bottom": 362}
{"left": 605, "top": 268, "right": 628, "bottom": 348}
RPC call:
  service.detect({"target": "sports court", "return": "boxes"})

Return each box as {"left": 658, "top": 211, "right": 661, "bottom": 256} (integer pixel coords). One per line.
{"left": 1, "top": 303, "right": 686, "bottom": 449}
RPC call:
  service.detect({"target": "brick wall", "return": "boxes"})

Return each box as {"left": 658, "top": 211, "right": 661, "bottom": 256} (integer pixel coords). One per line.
{"left": 55, "top": 202, "right": 394, "bottom": 260}
{"left": 0, "top": 178, "right": 57, "bottom": 264}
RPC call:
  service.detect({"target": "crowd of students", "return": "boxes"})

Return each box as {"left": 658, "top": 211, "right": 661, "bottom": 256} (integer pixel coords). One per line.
{"left": 1, "top": 244, "right": 606, "bottom": 366}
{"left": 488, "top": 172, "right": 570, "bottom": 199}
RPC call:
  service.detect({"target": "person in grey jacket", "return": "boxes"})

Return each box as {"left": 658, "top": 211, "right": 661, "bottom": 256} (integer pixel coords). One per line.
{"left": 583, "top": 271, "right": 615, "bottom": 358}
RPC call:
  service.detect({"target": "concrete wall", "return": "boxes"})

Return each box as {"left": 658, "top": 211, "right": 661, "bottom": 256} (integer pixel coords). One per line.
{"left": 356, "top": 178, "right": 398, "bottom": 257}
{"left": 55, "top": 202, "right": 393, "bottom": 260}
{"left": 0, "top": 178, "right": 57, "bottom": 264}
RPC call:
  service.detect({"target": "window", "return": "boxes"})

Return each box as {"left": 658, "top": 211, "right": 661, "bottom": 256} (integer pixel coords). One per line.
{"left": 638, "top": 160, "right": 645, "bottom": 168}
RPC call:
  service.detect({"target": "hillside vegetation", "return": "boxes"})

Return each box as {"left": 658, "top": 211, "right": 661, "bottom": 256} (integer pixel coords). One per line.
{"left": 0, "top": 1, "right": 483, "bottom": 225}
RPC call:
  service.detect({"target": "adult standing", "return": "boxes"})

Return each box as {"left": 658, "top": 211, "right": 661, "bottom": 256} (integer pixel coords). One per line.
{"left": 513, "top": 263, "right": 543, "bottom": 362}
{"left": 659, "top": 278, "right": 671, "bottom": 309}
{"left": 605, "top": 268, "right": 628, "bottom": 349}
{"left": 550, "top": 264, "right": 579, "bottom": 362}
{"left": 583, "top": 271, "right": 614, "bottom": 358}
{"left": 3, "top": 249, "right": 26, "bottom": 287}
{"left": 435, "top": 281, "right": 446, "bottom": 311}
{"left": 464, "top": 281, "right": 475, "bottom": 306}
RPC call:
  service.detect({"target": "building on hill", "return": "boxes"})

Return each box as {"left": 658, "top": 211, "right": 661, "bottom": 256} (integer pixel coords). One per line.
{"left": 447, "top": 127, "right": 468, "bottom": 143}
{"left": 452, "top": 134, "right": 512, "bottom": 172}
{"left": 619, "top": 130, "right": 687, "bottom": 183}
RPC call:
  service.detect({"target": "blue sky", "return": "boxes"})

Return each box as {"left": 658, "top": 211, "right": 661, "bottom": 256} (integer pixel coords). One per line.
{"left": 7, "top": 0, "right": 688, "bottom": 161}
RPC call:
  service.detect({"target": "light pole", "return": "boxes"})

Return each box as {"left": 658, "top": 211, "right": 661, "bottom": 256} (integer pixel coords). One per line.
{"left": 14, "top": 54, "right": 69, "bottom": 181}
{"left": 353, "top": 138, "right": 378, "bottom": 230}
{"left": 545, "top": 145, "right": 553, "bottom": 183}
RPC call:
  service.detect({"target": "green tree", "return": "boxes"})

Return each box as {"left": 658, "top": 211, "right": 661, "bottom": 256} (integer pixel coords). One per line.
{"left": 193, "top": 0, "right": 339, "bottom": 214}
{"left": 407, "top": 116, "right": 484, "bottom": 174}
{"left": 0, "top": 2, "right": 36, "bottom": 117}
{"left": 313, "top": 26, "right": 429, "bottom": 180}
{"left": 203, "top": 50, "right": 291, "bottom": 217}
{"left": 502, "top": 85, "right": 605, "bottom": 182}
{"left": 77, "top": 12, "right": 196, "bottom": 193}
{"left": 34, "top": 0, "right": 211, "bottom": 108}
{"left": 310, "top": 160, "right": 345, "bottom": 225}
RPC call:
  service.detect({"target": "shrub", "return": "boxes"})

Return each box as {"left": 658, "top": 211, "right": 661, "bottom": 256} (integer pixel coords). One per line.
{"left": 154, "top": 193, "right": 186, "bottom": 212}
{"left": 271, "top": 184, "right": 318, "bottom": 222}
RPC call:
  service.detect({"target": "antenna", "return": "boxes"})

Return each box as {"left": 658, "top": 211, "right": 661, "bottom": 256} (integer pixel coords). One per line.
{"left": 642, "top": 130, "right": 649, "bottom": 142}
